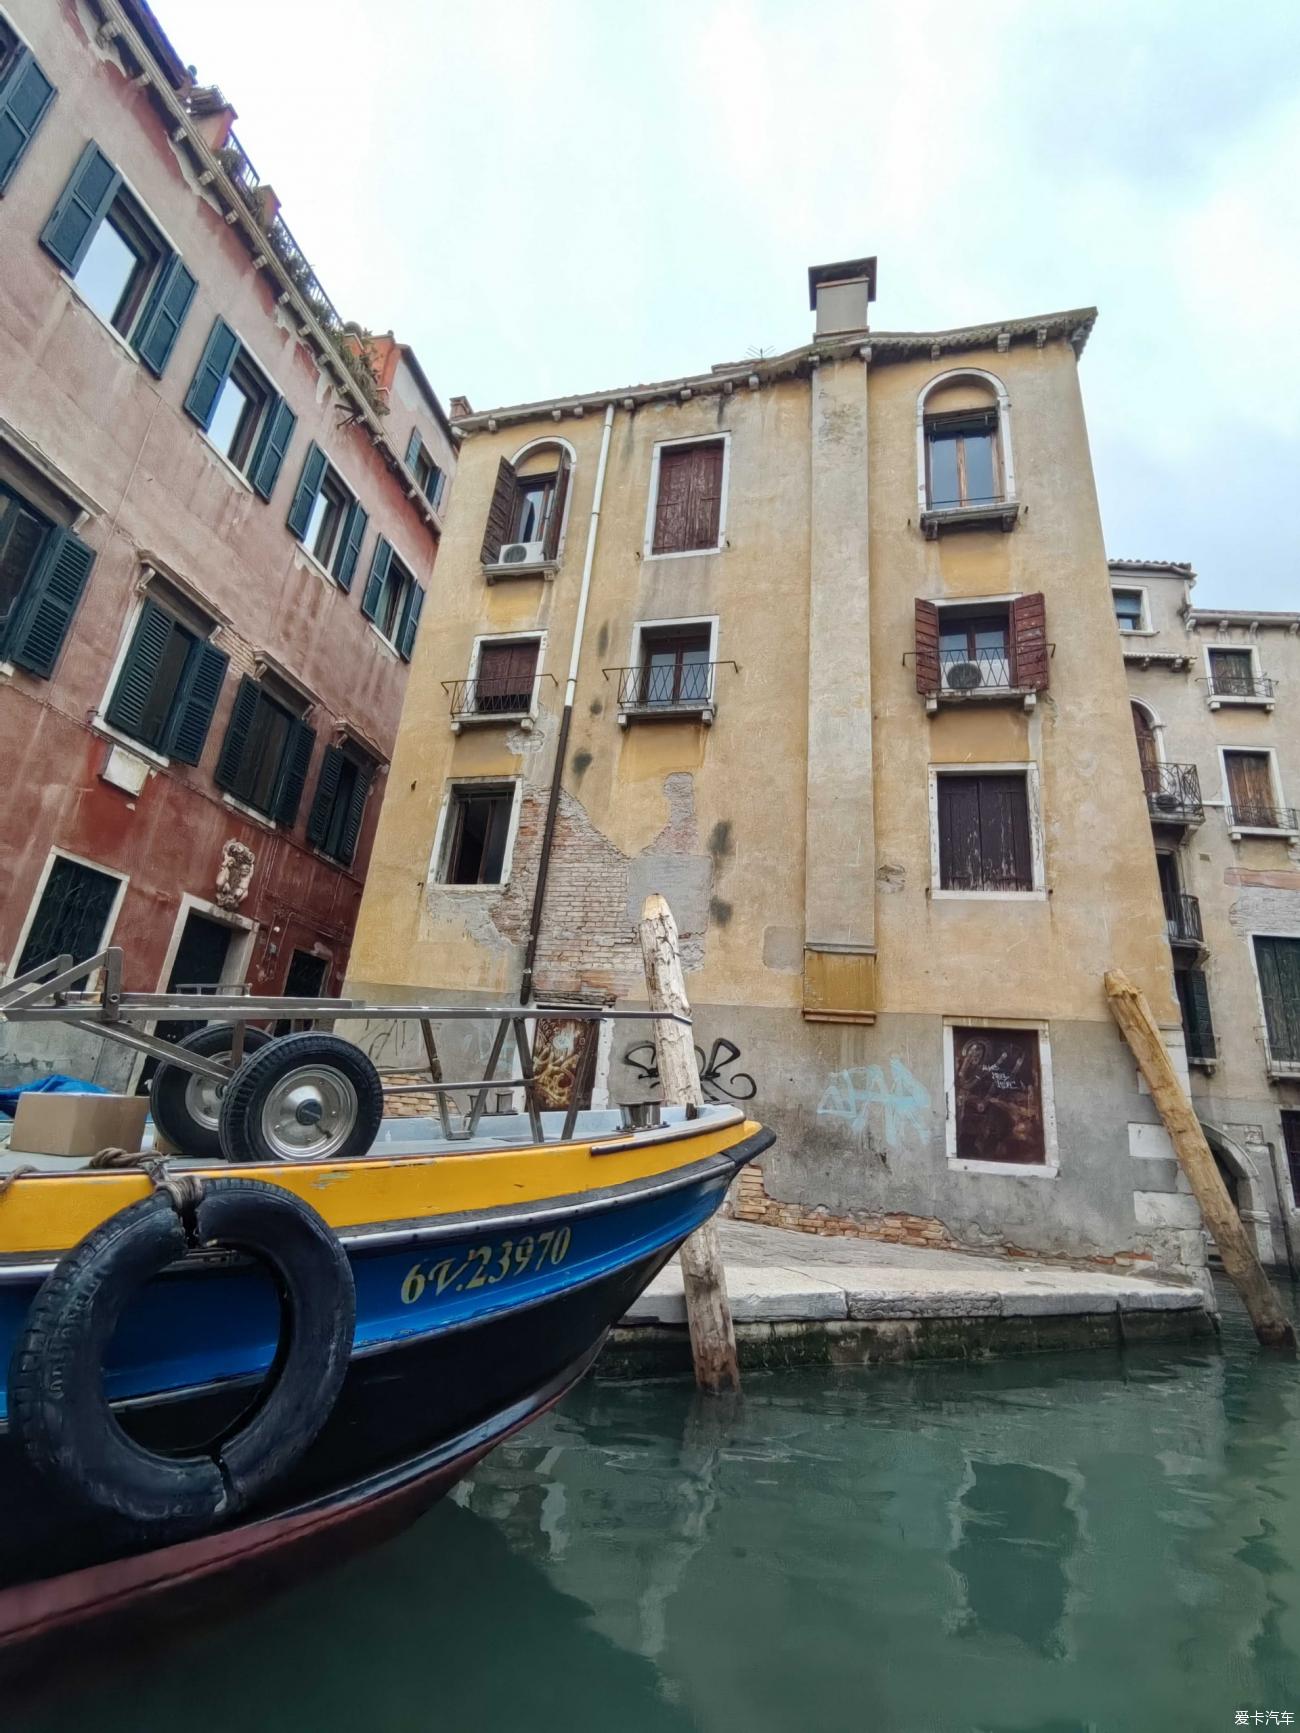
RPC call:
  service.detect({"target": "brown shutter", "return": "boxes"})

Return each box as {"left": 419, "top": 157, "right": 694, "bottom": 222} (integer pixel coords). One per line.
{"left": 937, "top": 776, "right": 983, "bottom": 889}
{"left": 480, "top": 456, "right": 518, "bottom": 565}
{"left": 978, "top": 775, "right": 1033, "bottom": 890}
{"left": 652, "top": 447, "right": 692, "bottom": 554}
{"left": 1226, "top": 752, "right": 1274, "bottom": 825}
{"left": 687, "top": 441, "right": 724, "bottom": 550}
{"left": 1010, "top": 592, "right": 1048, "bottom": 690}
{"left": 915, "top": 599, "right": 941, "bottom": 694}
{"left": 543, "top": 451, "right": 570, "bottom": 561}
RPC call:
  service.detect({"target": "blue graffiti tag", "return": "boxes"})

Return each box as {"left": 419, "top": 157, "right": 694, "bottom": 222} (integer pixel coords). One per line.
{"left": 817, "top": 1059, "right": 930, "bottom": 1143}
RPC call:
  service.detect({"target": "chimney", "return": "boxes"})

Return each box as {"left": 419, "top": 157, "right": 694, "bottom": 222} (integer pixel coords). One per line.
{"left": 807, "top": 256, "right": 877, "bottom": 338}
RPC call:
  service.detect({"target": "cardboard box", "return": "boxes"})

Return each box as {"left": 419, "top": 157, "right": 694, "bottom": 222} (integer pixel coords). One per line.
{"left": 9, "top": 1092, "right": 149, "bottom": 1158}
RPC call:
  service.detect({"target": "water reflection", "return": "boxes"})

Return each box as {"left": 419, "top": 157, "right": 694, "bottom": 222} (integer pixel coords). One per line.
{"left": 951, "top": 1462, "right": 1079, "bottom": 1658}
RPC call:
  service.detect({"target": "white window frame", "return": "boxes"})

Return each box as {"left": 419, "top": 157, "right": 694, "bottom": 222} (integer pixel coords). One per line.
{"left": 1247, "top": 932, "right": 1300, "bottom": 1078}
{"left": 915, "top": 368, "right": 1016, "bottom": 516}
{"left": 1111, "top": 584, "right": 1153, "bottom": 636}
{"left": 5, "top": 848, "right": 130, "bottom": 986}
{"left": 428, "top": 777, "right": 524, "bottom": 891}
{"left": 943, "top": 1017, "right": 1059, "bottom": 1177}
{"left": 91, "top": 575, "right": 221, "bottom": 768}
{"left": 1129, "top": 696, "right": 1166, "bottom": 766}
{"left": 928, "top": 762, "right": 1046, "bottom": 900}
{"left": 1202, "top": 640, "right": 1272, "bottom": 711}
{"left": 641, "top": 432, "right": 732, "bottom": 563}
{"left": 620, "top": 614, "right": 721, "bottom": 725}
{"left": 452, "top": 630, "right": 547, "bottom": 732}
{"left": 1218, "top": 745, "right": 1296, "bottom": 839}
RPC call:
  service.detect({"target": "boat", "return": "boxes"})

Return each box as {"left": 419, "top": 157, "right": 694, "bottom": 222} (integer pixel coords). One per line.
{"left": 0, "top": 952, "right": 773, "bottom": 1677}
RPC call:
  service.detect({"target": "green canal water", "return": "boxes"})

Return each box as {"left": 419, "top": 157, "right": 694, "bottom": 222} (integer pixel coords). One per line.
{"left": 21, "top": 1281, "right": 1300, "bottom": 1733}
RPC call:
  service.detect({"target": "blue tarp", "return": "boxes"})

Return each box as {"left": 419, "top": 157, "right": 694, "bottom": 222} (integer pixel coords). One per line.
{"left": 0, "top": 1075, "right": 109, "bottom": 1118}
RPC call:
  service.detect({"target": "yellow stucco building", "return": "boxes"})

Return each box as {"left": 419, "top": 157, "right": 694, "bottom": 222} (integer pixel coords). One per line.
{"left": 349, "top": 257, "right": 1201, "bottom": 1277}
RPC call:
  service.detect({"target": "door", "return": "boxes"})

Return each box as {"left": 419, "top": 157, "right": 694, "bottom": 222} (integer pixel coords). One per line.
{"left": 1155, "top": 853, "right": 1179, "bottom": 932}
{"left": 159, "top": 912, "right": 234, "bottom": 1046}
{"left": 953, "top": 1027, "right": 1046, "bottom": 1165}
{"left": 274, "top": 948, "right": 329, "bottom": 1036}
{"left": 1225, "top": 752, "right": 1275, "bottom": 827}
{"left": 1132, "top": 703, "right": 1159, "bottom": 787}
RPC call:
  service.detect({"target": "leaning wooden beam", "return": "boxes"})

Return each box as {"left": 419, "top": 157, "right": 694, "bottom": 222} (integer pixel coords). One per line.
{"left": 1105, "top": 967, "right": 1296, "bottom": 1350}
{"left": 638, "top": 893, "right": 741, "bottom": 1393}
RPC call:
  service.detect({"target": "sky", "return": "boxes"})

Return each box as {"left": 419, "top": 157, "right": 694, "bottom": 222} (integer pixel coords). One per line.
{"left": 156, "top": 0, "right": 1300, "bottom": 611}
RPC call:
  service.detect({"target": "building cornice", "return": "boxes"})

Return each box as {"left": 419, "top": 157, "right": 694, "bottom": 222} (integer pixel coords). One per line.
{"left": 1186, "top": 609, "right": 1300, "bottom": 632}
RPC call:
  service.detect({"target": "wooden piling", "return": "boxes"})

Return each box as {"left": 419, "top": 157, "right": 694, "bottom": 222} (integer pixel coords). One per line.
{"left": 1105, "top": 967, "right": 1295, "bottom": 1350}
{"left": 638, "top": 893, "right": 741, "bottom": 1393}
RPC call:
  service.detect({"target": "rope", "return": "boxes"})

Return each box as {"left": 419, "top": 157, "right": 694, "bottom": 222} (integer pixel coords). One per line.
{"left": 0, "top": 1151, "right": 204, "bottom": 1214}
{"left": 0, "top": 1164, "right": 37, "bottom": 1195}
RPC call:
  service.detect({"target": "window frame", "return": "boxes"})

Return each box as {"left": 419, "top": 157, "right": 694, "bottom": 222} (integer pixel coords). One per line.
{"left": 92, "top": 582, "right": 223, "bottom": 767}
{"left": 204, "top": 342, "right": 275, "bottom": 482}
{"left": 1249, "top": 933, "right": 1300, "bottom": 1077}
{"left": 292, "top": 449, "right": 363, "bottom": 586}
{"left": 1203, "top": 640, "right": 1272, "bottom": 709}
{"left": 0, "top": 474, "right": 53, "bottom": 649}
{"left": 622, "top": 614, "right": 720, "bottom": 721}
{"left": 943, "top": 1018, "right": 1059, "bottom": 1177}
{"left": 369, "top": 544, "right": 415, "bottom": 649}
{"left": 929, "top": 762, "right": 1046, "bottom": 900}
{"left": 642, "top": 432, "right": 732, "bottom": 563}
{"left": 1111, "top": 586, "right": 1151, "bottom": 635}
{"left": 311, "top": 741, "right": 375, "bottom": 869}
{"left": 1219, "top": 745, "right": 1295, "bottom": 837}
{"left": 51, "top": 158, "right": 184, "bottom": 363}
{"left": 5, "top": 847, "right": 128, "bottom": 986}
{"left": 923, "top": 409, "right": 1002, "bottom": 512}
{"left": 429, "top": 778, "right": 523, "bottom": 890}
{"left": 915, "top": 369, "right": 1017, "bottom": 522}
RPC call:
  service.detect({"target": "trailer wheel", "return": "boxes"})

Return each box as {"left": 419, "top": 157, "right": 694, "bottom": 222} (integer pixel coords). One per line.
{"left": 149, "top": 1024, "right": 272, "bottom": 1160}
{"left": 219, "top": 1033, "right": 383, "bottom": 1164}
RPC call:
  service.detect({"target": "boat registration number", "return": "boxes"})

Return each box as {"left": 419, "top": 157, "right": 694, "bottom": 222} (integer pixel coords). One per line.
{"left": 400, "top": 1227, "right": 573, "bottom": 1306}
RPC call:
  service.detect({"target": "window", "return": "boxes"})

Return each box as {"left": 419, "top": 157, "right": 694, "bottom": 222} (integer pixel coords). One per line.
{"left": 0, "top": 21, "right": 56, "bottom": 194}
{"left": 474, "top": 639, "right": 539, "bottom": 715}
{"left": 307, "top": 743, "right": 374, "bottom": 867}
{"left": 1224, "top": 750, "right": 1287, "bottom": 830}
{"left": 285, "top": 442, "right": 368, "bottom": 588}
{"left": 214, "top": 675, "right": 316, "bottom": 824}
{"left": 1207, "top": 647, "right": 1267, "bottom": 701}
{"left": 439, "top": 785, "right": 515, "bottom": 886}
{"left": 1175, "top": 965, "right": 1217, "bottom": 1065}
{"left": 950, "top": 1026, "right": 1049, "bottom": 1166}
{"left": 15, "top": 855, "right": 122, "bottom": 976}
{"left": 41, "top": 144, "right": 196, "bottom": 376}
{"left": 1282, "top": 1111, "right": 1300, "bottom": 1205}
{"left": 185, "top": 320, "right": 298, "bottom": 498}
{"left": 648, "top": 438, "right": 726, "bottom": 556}
{"left": 915, "top": 598, "right": 1048, "bottom": 703}
{"left": 1255, "top": 937, "right": 1300, "bottom": 1070}
{"left": 935, "top": 771, "right": 1036, "bottom": 893}
{"left": 925, "top": 410, "right": 1000, "bottom": 510}
{"left": 638, "top": 627, "right": 712, "bottom": 705}
{"left": 362, "top": 537, "right": 424, "bottom": 660}
{"left": 480, "top": 447, "right": 572, "bottom": 568}
{"left": 0, "top": 478, "right": 95, "bottom": 678}
{"left": 1112, "top": 589, "right": 1145, "bottom": 633}
{"left": 103, "top": 595, "right": 228, "bottom": 762}
{"left": 404, "top": 430, "right": 446, "bottom": 510}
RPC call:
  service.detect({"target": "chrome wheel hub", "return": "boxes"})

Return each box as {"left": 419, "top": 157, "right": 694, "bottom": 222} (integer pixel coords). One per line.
{"left": 184, "top": 1070, "right": 226, "bottom": 1131}
{"left": 261, "top": 1065, "right": 358, "bottom": 1160}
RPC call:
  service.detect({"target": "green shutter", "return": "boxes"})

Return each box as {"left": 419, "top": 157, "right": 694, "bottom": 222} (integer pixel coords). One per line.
{"left": 214, "top": 674, "right": 259, "bottom": 791}
{"left": 425, "top": 464, "right": 444, "bottom": 507}
{"left": 104, "top": 597, "right": 172, "bottom": 738}
{"left": 183, "top": 317, "right": 238, "bottom": 430}
{"left": 6, "top": 526, "right": 94, "bottom": 678}
{"left": 404, "top": 429, "right": 421, "bottom": 469}
{"left": 273, "top": 718, "right": 317, "bottom": 826}
{"left": 134, "top": 255, "right": 196, "bottom": 377}
{"left": 361, "top": 537, "right": 391, "bottom": 620}
{"left": 333, "top": 500, "right": 368, "bottom": 590}
{"left": 40, "top": 141, "right": 120, "bottom": 272}
{"left": 0, "top": 49, "right": 56, "bottom": 194}
{"left": 249, "top": 397, "right": 297, "bottom": 501}
{"left": 166, "top": 639, "right": 229, "bottom": 765}
{"left": 397, "top": 583, "right": 424, "bottom": 661}
{"left": 287, "top": 442, "right": 327, "bottom": 540}
{"left": 306, "top": 745, "right": 345, "bottom": 848}
{"left": 337, "top": 760, "right": 373, "bottom": 866}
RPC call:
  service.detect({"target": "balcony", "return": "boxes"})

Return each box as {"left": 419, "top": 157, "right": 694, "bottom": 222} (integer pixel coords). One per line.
{"left": 919, "top": 495, "right": 1020, "bottom": 541}
{"left": 1202, "top": 670, "right": 1275, "bottom": 711}
{"left": 1184, "top": 1023, "right": 1218, "bottom": 1065}
{"left": 1228, "top": 802, "right": 1300, "bottom": 840}
{"left": 442, "top": 674, "right": 552, "bottom": 734}
{"left": 1163, "top": 892, "right": 1204, "bottom": 950}
{"left": 1143, "top": 762, "right": 1204, "bottom": 828}
{"left": 606, "top": 662, "right": 733, "bottom": 727}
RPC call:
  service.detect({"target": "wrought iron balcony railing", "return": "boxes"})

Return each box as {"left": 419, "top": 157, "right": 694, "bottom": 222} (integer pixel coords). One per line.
{"left": 1228, "top": 802, "right": 1300, "bottom": 834}
{"left": 1184, "top": 1023, "right": 1218, "bottom": 1063}
{"left": 1163, "top": 892, "right": 1203, "bottom": 947}
{"left": 1203, "top": 670, "right": 1275, "bottom": 701}
{"left": 441, "top": 673, "right": 555, "bottom": 729}
{"left": 604, "top": 661, "right": 737, "bottom": 722}
{"left": 939, "top": 647, "right": 1014, "bottom": 692}
{"left": 1143, "top": 761, "right": 1204, "bottom": 824}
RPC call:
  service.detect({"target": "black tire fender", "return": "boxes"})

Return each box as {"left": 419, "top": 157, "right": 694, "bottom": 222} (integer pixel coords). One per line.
{"left": 149, "top": 1023, "right": 272, "bottom": 1161}
{"left": 8, "top": 1178, "right": 356, "bottom": 1543}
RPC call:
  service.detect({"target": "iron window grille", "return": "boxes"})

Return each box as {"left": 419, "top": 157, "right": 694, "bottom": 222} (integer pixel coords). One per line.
{"left": 16, "top": 857, "right": 120, "bottom": 976}
{"left": 1163, "top": 891, "right": 1204, "bottom": 948}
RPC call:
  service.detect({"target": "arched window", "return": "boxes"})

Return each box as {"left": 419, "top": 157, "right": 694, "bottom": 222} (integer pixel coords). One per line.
{"left": 916, "top": 369, "right": 1016, "bottom": 531}
{"left": 480, "top": 438, "right": 575, "bottom": 574}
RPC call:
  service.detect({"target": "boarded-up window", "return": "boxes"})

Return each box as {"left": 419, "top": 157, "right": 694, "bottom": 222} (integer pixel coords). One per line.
{"left": 475, "top": 640, "right": 539, "bottom": 714}
{"left": 952, "top": 1027, "right": 1046, "bottom": 1165}
{"left": 1255, "top": 936, "right": 1300, "bottom": 1066}
{"left": 652, "top": 441, "right": 724, "bottom": 555}
{"left": 1225, "top": 750, "right": 1276, "bottom": 827}
{"left": 937, "top": 773, "right": 1033, "bottom": 891}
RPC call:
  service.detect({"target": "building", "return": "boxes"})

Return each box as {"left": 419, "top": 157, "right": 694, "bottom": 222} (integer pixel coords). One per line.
{"left": 0, "top": 0, "right": 454, "bottom": 1085}
{"left": 348, "top": 255, "right": 1207, "bottom": 1282}
{"left": 1114, "top": 559, "right": 1300, "bottom": 1267}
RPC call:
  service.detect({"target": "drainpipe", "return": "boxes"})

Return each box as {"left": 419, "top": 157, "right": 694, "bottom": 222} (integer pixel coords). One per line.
{"left": 519, "top": 401, "right": 616, "bottom": 1005}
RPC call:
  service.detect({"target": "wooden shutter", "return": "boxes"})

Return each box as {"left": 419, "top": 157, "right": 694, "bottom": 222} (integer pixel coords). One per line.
{"left": 183, "top": 318, "right": 238, "bottom": 430}
{"left": 104, "top": 597, "right": 172, "bottom": 737}
{"left": 652, "top": 446, "right": 693, "bottom": 554}
{"left": 40, "top": 141, "right": 121, "bottom": 272}
{"left": 249, "top": 397, "right": 298, "bottom": 501}
{"left": 7, "top": 526, "right": 94, "bottom": 678}
{"left": 273, "top": 718, "right": 316, "bottom": 826}
{"left": 404, "top": 429, "right": 421, "bottom": 469}
{"left": 361, "top": 537, "right": 391, "bottom": 621}
{"left": 1010, "top": 592, "right": 1048, "bottom": 691}
{"left": 1226, "top": 752, "right": 1274, "bottom": 825}
{"left": 915, "top": 599, "right": 941, "bottom": 694}
{"left": 480, "top": 457, "right": 518, "bottom": 565}
{"left": 286, "top": 442, "right": 327, "bottom": 540}
{"left": 1132, "top": 703, "right": 1159, "bottom": 782}
{"left": 134, "top": 255, "right": 197, "bottom": 378}
{"left": 978, "top": 775, "right": 1033, "bottom": 891}
{"left": 952, "top": 1027, "right": 1045, "bottom": 1164}
{"left": 214, "top": 674, "right": 259, "bottom": 791}
{"left": 337, "top": 760, "right": 373, "bottom": 866}
{"left": 1256, "top": 937, "right": 1300, "bottom": 1064}
{"left": 937, "top": 776, "right": 983, "bottom": 890}
{"left": 543, "top": 451, "right": 571, "bottom": 560}
{"left": 166, "top": 639, "right": 229, "bottom": 765}
{"left": 688, "top": 441, "right": 724, "bottom": 549}
{"left": 333, "top": 500, "right": 369, "bottom": 590}
{"left": 397, "top": 583, "right": 424, "bottom": 661}
{"left": 306, "top": 745, "right": 345, "bottom": 848}
{"left": 0, "top": 49, "right": 55, "bottom": 194}
{"left": 1178, "top": 966, "right": 1216, "bottom": 1061}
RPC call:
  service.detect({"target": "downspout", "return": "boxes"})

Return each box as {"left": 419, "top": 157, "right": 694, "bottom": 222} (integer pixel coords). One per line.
{"left": 519, "top": 401, "right": 616, "bottom": 1005}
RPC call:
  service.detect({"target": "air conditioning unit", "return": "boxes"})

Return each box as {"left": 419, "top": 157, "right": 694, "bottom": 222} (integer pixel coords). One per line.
{"left": 498, "top": 540, "right": 545, "bottom": 566}
{"left": 945, "top": 660, "right": 984, "bottom": 692}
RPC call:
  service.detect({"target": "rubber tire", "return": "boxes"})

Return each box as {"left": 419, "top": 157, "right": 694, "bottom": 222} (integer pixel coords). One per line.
{"left": 8, "top": 1179, "right": 356, "bottom": 1545}
{"left": 149, "top": 1024, "right": 272, "bottom": 1160}
{"left": 218, "top": 1032, "right": 383, "bottom": 1165}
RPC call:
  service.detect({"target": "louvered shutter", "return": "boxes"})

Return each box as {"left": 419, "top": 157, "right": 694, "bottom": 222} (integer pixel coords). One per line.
{"left": 937, "top": 776, "right": 982, "bottom": 891}
{"left": 134, "top": 255, "right": 197, "bottom": 377}
{"left": 543, "top": 451, "right": 570, "bottom": 561}
{"left": 273, "top": 718, "right": 316, "bottom": 826}
{"left": 397, "top": 583, "right": 424, "bottom": 661}
{"left": 405, "top": 428, "right": 421, "bottom": 469}
{"left": 40, "top": 142, "right": 121, "bottom": 272}
{"left": 687, "top": 442, "right": 724, "bottom": 549}
{"left": 6, "top": 526, "right": 94, "bottom": 678}
{"left": 361, "top": 537, "right": 391, "bottom": 621}
{"left": 652, "top": 447, "right": 692, "bottom": 554}
{"left": 166, "top": 639, "right": 228, "bottom": 765}
{"left": 978, "top": 775, "right": 1033, "bottom": 891}
{"left": 183, "top": 318, "right": 238, "bottom": 430}
{"left": 1010, "top": 592, "right": 1048, "bottom": 691}
{"left": 0, "top": 49, "right": 56, "bottom": 194}
{"left": 333, "top": 500, "right": 368, "bottom": 590}
{"left": 915, "top": 599, "right": 941, "bottom": 695}
{"left": 480, "top": 457, "right": 518, "bottom": 565}
{"left": 432, "top": 468, "right": 447, "bottom": 511}
{"left": 214, "top": 674, "right": 259, "bottom": 791}
{"left": 286, "top": 442, "right": 327, "bottom": 540}
{"left": 306, "top": 745, "right": 345, "bottom": 848}
{"left": 337, "top": 760, "right": 373, "bottom": 866}
{"left": 1182, "top": 967, "right": 1217, "bottom": 1062}
{"left": 104, "top": 597, "right": 172, "bottom": 737}
{"left": 249, "top": 397, "right": 297, "bottom": 500}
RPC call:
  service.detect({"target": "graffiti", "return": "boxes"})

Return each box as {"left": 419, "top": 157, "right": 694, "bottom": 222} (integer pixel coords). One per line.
{"left": 817, "top": 1059, "right": 930, "bottom": 1144}
{"left": 623, "top": 1036, "right": 757, "bottom": 1104}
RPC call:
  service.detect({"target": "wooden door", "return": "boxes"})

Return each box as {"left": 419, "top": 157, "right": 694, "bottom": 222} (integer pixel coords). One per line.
{"left": 1132, "top": 703, "right": 1159, "bottom": 786}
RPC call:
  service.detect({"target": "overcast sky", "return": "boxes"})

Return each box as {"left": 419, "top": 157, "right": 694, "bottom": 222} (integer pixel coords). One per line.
{"left": 157, "top": 0, "right": 1299, "bottom": 610}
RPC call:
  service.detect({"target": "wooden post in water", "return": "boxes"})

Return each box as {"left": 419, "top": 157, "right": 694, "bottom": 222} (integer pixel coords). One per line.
{"left": 1105, "top": 967, "right": 1296, "bottom": 1350}
{"left": 638, "top": 893, "right": 741, "bottom": 1393}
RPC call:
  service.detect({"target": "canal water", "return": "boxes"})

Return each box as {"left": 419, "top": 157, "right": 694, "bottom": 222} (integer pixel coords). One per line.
{"left": 21, "top": 1281, "right": 1300, "bottom": 1733}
